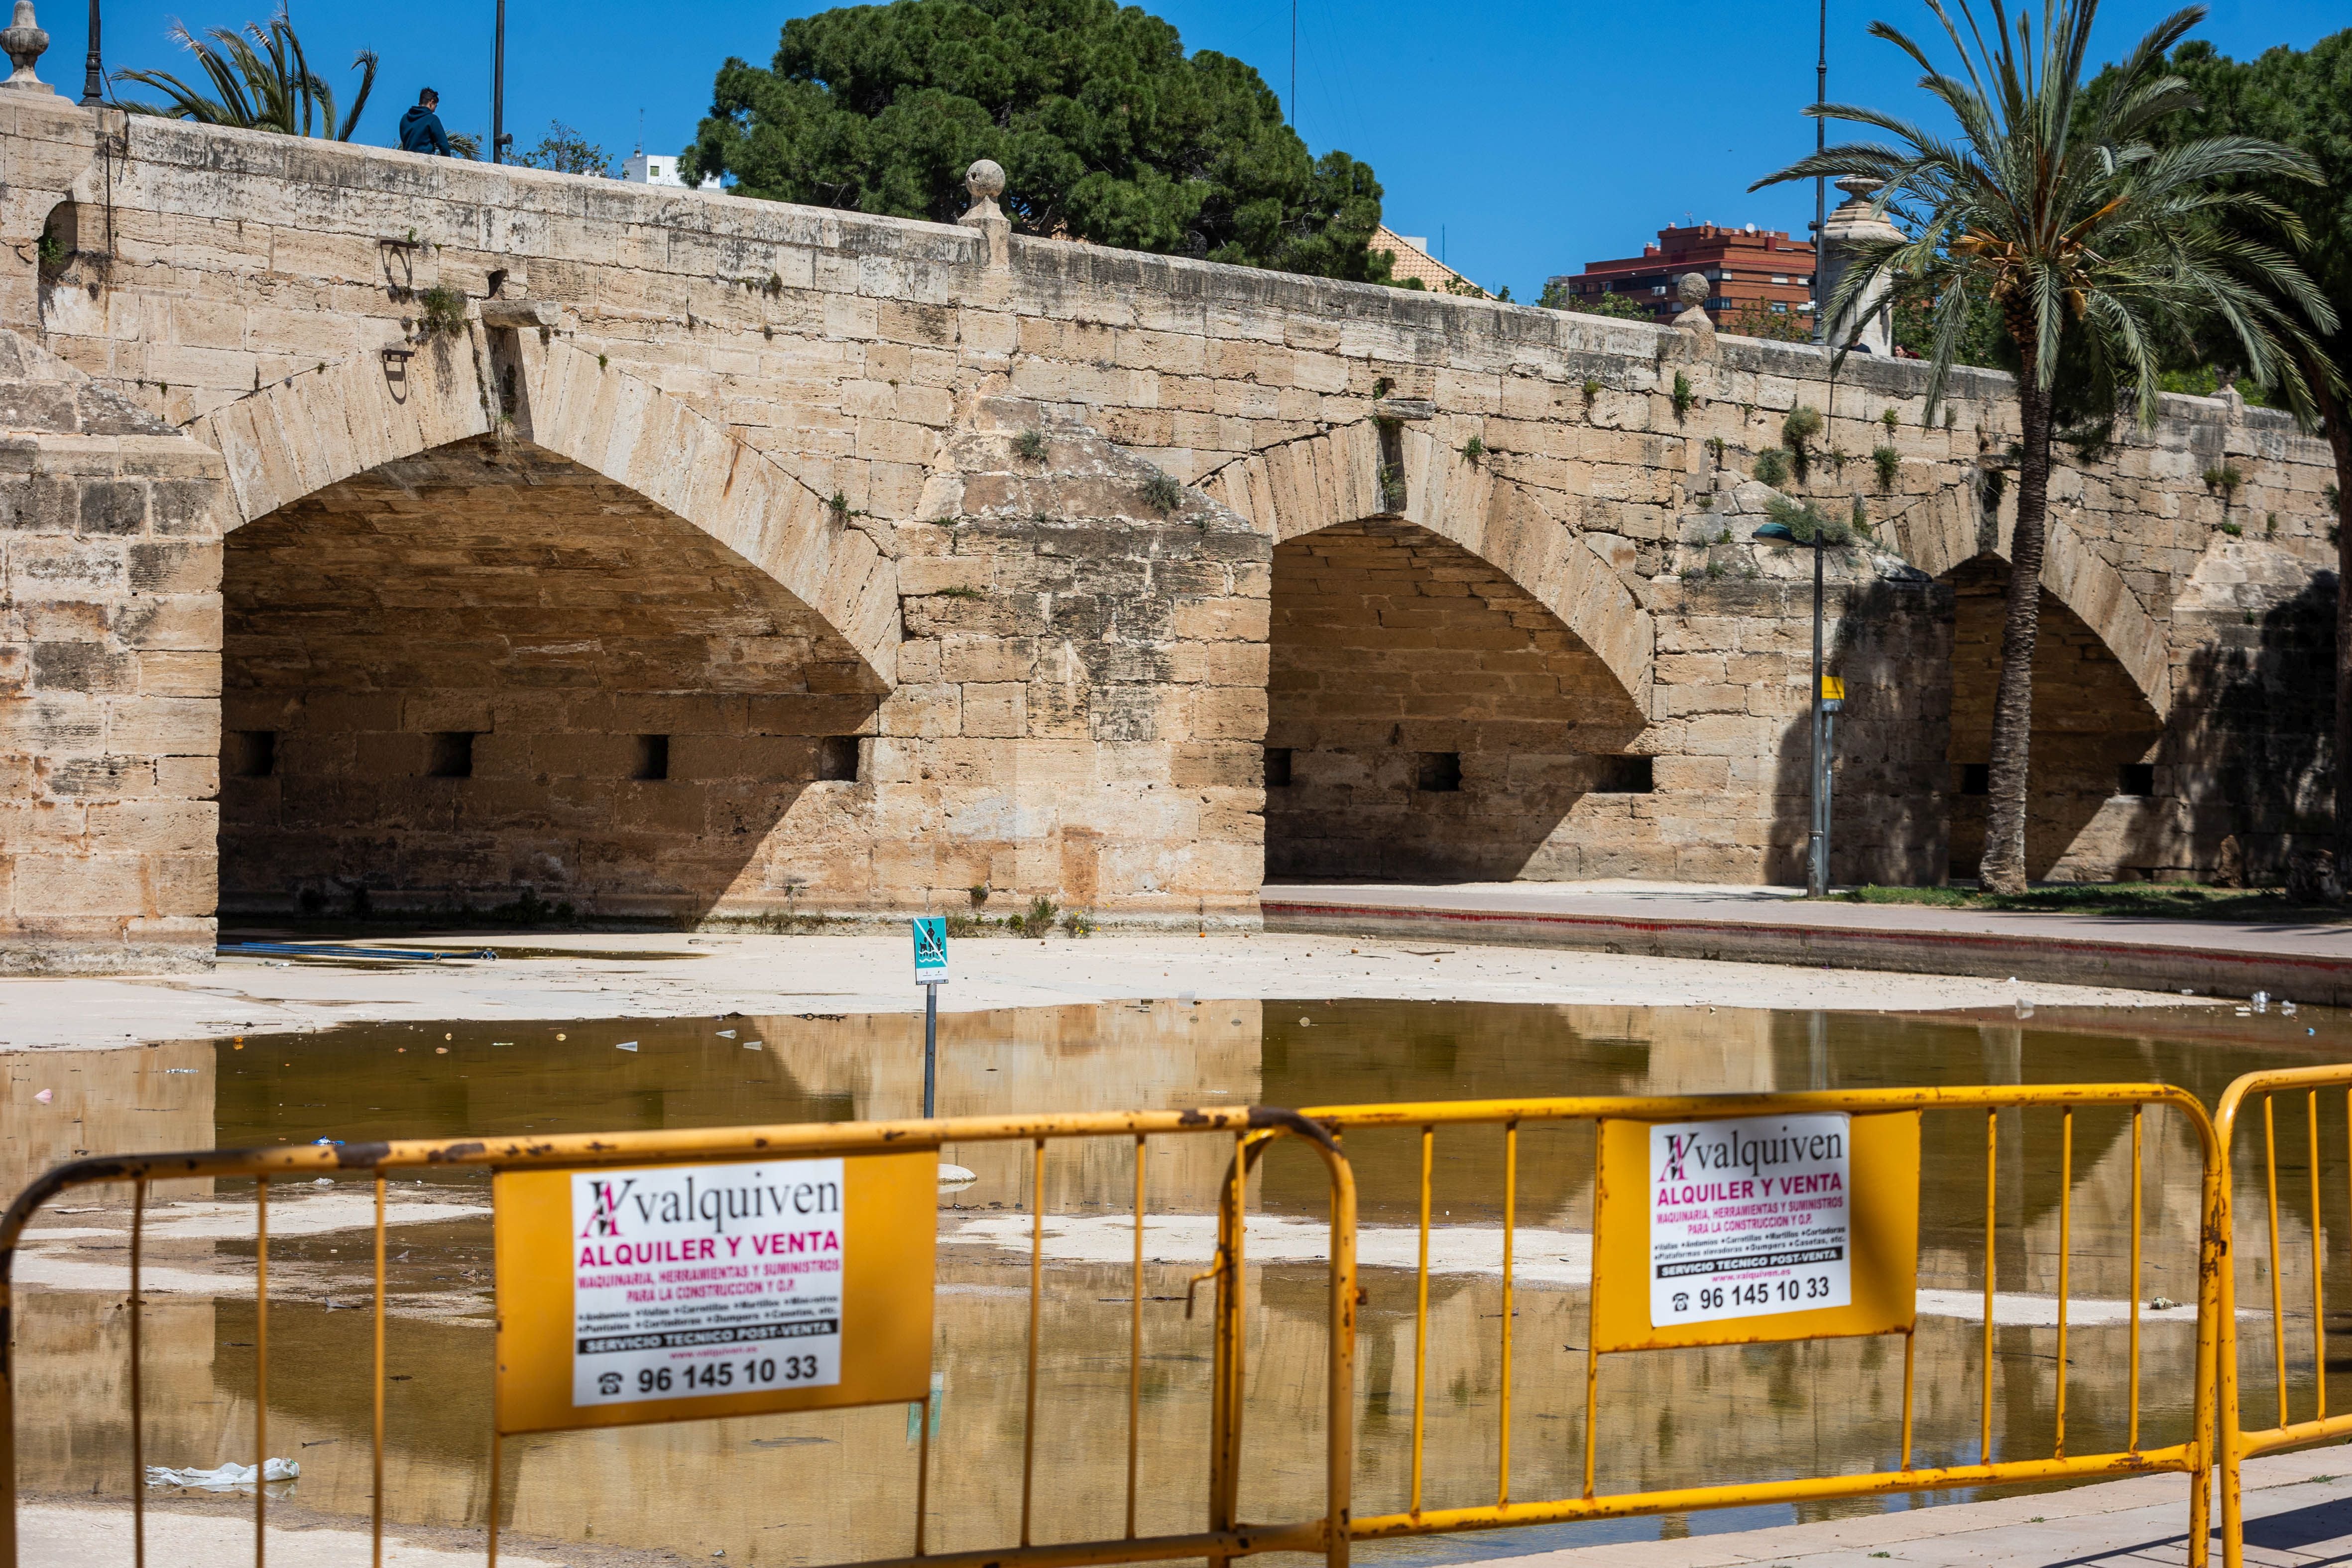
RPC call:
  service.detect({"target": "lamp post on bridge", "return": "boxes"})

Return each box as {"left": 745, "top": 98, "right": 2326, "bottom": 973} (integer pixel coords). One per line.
{"left": 77, "top": 0, "right": 99, "bottom": 105}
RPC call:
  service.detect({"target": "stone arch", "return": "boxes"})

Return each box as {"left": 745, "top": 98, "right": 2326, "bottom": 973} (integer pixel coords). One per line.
{"left": 186, "top": 326, "right": 899, "bottom": 689}
{"left": 1882, "top": 484, "right": 2170, "bottom": 720}
{"left": 1200, "top": 421, "right": 1654, "bottom": 716}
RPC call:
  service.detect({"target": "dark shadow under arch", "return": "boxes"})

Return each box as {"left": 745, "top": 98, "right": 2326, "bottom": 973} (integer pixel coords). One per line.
{"left": 219, "top": 436, "right": 883, "bottom": 919}
{"left": 1264, "top": 519, "right": 1647, "bottom": 881}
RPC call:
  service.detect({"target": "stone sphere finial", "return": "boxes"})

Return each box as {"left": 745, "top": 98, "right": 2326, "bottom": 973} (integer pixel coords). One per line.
{"left": 964, "top": 159, "right": 1006, "bottom": 205}
{"left": 1677, "top": 272, "right": 1709, "bottom": 308}
{"left": 1, "top": 0, "right": 53, "bottom": 94}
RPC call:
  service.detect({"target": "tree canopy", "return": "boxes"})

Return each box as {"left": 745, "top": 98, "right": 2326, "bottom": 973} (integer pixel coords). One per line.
{"left": 682, "top": 0, "right": 1394, "bottom": 282}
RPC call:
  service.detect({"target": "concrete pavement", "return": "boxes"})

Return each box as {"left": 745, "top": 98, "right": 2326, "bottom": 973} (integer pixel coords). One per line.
{"left": 1456, "top": 1447, "right": 2352, "bottom": 1566}
{"left": 1264, "top": 882, "right": 2352, "bottom": 1006}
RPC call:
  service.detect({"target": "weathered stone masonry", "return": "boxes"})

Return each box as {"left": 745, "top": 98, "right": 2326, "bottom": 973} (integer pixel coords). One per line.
{"left": 0, "top": 98, "right": 2337, "bottom": 971}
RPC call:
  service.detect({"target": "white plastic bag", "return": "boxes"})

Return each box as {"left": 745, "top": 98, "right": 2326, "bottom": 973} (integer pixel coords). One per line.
{"left": 144, "top": 1457, "right": 299, "bottom": 1488}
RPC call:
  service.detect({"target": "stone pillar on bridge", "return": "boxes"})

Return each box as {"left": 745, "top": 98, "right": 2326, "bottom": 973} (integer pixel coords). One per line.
{"left": 958, "top": 158, "right": 1011, "bottom": 269}
{"left": 1817, "top": 176, "right": 1901, "bottom": 356}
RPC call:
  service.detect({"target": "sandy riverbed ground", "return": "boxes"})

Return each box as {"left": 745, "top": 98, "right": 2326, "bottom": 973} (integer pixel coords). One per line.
{"left": 0, "top": 929, "right": 2190, "bottom": 1052}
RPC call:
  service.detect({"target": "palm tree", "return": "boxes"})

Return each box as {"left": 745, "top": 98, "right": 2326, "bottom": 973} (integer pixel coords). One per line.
{"left": 115, "top": 11, "right": 376, "bottom": 141}
{"left": 1753, "top": 0, "right": 2334, "bottom": 893}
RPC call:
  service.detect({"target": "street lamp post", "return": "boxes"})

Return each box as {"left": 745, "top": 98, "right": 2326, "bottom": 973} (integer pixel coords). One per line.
{"left": 78, "top": 0, "right": 101, "bottom": 105}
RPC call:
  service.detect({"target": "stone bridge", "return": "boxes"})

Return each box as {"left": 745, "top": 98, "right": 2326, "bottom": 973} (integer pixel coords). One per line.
{"left": 0, "top": 97, "right": 2337, "bottom": 970}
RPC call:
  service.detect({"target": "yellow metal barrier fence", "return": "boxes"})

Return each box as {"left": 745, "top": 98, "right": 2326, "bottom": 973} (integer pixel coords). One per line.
{"left": 0, "top": 1107, "right": 1357, "bottom": 1568}
{"left": 2214, "top": 1065, "right": 2352, "bottom": 1568}
{"left": 1298, "top": 1086, "right": 2224, "bottom": 1562}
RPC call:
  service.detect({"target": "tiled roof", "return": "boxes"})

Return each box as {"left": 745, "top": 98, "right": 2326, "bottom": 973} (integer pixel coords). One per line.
{"left": 1373, "top": 225, "right": 1484, "bottom": 296}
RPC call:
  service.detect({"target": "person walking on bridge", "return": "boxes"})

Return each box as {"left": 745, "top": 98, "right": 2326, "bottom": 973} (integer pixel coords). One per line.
{"left": 398, "top": 88, "right": 453, "bottom": 156}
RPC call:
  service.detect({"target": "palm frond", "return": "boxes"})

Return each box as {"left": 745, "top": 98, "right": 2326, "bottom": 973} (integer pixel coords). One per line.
{"left": 109, "top": 10, "right": 376, "bottom": 140}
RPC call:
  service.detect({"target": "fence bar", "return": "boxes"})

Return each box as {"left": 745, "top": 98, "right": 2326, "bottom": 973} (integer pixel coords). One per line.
{"left": 2309, "top": 1092, "right": 2326, "bottom": 1421}
{"left": 1410, "top": 1126, "right": 1431, "bottom": 1517}
{"left": 2128, "top": 1107, "right": 2142, "bottom": 1453}
{"left": 255, "top": 1174, "right": 268, "bottom": 1568}
{"left": 371, "top": 1174, "right": 386, "bottom": 1567}
{"left": 1582, "top": 1128, "right": 1602, "bottom": 1503}
{"left": 1127, "top": 1135, "right": 1145, "bottom": 1541}
{"left": 915, "top": 1389, "right": 934, "bottom": 1557}
{"left": 129, "top": 1177, "right": 145, "bottom": 1568}
{"left": 1981, "top": 1107, "right": 1996, "bottom": 1465}
{"left": 1022, "top": 1137, "right": 1045, "bottom": 1548}
{"left": 2055, "top": 1107, "right": 2073, "bottom": 1458}
{"left": 1497, "top": 1122, "right": 1516, "bottom": 1509}
{"left": 1351, "top": 1446, "right": 2196, "bottom": 1540}
{"left": 1898, "top": 1328, "right": 1914, "bottom": 1471}
{"left": 2264, "top": 1096, "right": 2286, "bottom": 1429}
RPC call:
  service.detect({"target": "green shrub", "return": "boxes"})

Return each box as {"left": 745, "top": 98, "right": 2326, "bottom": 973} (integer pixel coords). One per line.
{"left": 1013, "top": 429, "right": 1047, "bottom": 462}
{"left": 416, "top": 284, "right": 468, "bottom": 338}
{"left": 1752, "top": 448, "right": 1792, "bottom": 488}
{"left": 1872, "top": 445, "right": 1901, "bottom": 490}
{"left": 1141, "top": 472, "right": 1184, "bottom": 512}
{"left": 1781, "top": 405, "right": 1823, "bottom": 481}
{"left": 1671, "top": 371, "right": 1696, "bottom": 421}
{"left": 1762, "top": 492, "right": 1852, "bottom": 545}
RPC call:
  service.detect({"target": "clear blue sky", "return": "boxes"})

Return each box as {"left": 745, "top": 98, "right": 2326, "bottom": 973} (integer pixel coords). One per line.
{"left": 48, "top": 0, "right": 2347, "bottom": 301}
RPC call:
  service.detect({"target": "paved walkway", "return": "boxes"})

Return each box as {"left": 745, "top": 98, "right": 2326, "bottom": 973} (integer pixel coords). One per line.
{"left": 1460, "top": 1447, "right": 2352, "bottom": 1567}
{"left": 1264, "top": 882, "right": 2352, "bottom": 1006}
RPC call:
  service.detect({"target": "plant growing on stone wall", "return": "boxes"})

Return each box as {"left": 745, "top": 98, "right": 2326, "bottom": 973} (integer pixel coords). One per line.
{"left": 415, "top": 284, "right": 468, "bottom": 339}
{"left": 1059, "top": 907, "right": 1097, "bottom": 938}
{"left": 2203, "top": 464, "right": 2246, "bottom": 498}
{"left": 1460, "top": 435, "right": 1487, "bottom": 462}
{"left": 1377, "top": 464, "right": 1407, "bottom": 512}
{"left": 1672, "top": 372, "right": 1696, "bottom": 421}
{"left": 1751, "top": 448, "right": 1791, "bottom": 488}
{"left": 1006, "top": 895, "right": 1058, "bottom": 938}
{"left": 2218, "top": 518, "right": 2243, "bottom": 536}
{"left": 1781, "top": 405, "right": 1823, "bottom": 482}
{"left": 1716, "top": 526, "right": 1733, "bottom": 544}
{"left": 1695, "top": 493, "right": 1712, "bottom": 510}
{"left": 1873, "top": 445, "right": 1901, "bottom": 490}
{"left": 1141, "top": 472, "right": 1185, "bottom": 512}
{"left": 1704, "top": 436, "right": 1726, "bottom": 463}
{"left": 1851, "top": 495, "right": 1873, "bottom": 535}
{"left": 1763, "top": 492, "right": 1853, "bottom": 546}
{"left": 1581, "top": 378, "right": 1602, "bottom": 405}
{"left": 1014, "top": 429, "right": 1047, "bottom": 461}
{"left": 1882, "top": 408, "right": 1901, "bottom": 432}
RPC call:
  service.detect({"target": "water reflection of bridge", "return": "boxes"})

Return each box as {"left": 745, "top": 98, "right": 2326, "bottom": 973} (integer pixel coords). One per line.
{"left": 2, "top": 1007, "right": 2332, "bottom": 1562}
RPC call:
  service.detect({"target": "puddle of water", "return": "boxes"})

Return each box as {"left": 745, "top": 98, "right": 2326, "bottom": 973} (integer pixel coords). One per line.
{"left": 7, "top": 1000, "right": 2347, "bottom": 1564}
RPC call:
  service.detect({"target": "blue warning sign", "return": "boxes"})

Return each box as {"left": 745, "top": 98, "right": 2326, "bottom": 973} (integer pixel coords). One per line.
{"left": 911, "top": 916, "right": 949, "bottom": 984}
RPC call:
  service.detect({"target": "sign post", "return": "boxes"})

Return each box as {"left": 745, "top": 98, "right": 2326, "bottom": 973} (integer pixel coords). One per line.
{"left": 911, "top": 917, "right": 948, "bottom": 1118}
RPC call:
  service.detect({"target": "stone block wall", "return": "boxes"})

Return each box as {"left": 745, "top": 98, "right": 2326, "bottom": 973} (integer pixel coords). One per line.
{"left": 0, "top": 328, "right": 223, "bottom": 972}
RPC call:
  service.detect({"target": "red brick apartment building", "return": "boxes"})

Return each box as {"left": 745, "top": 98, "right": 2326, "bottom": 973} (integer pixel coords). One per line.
{"left": 1550, "top": 223, "right": 1815, "bottom": 329}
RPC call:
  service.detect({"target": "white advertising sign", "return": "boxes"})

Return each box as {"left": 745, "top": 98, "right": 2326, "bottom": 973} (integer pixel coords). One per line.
{"left": 1648, "top": 1113, "right": 1851, "bottom": 1329}
{"left": 569, "top": 1159, "right": 846, "bottom": 1407}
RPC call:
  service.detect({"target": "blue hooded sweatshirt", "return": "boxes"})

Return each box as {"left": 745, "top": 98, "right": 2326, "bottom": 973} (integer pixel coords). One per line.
{"left": 399, "top": 104, "right": 452, "bottom": 156}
